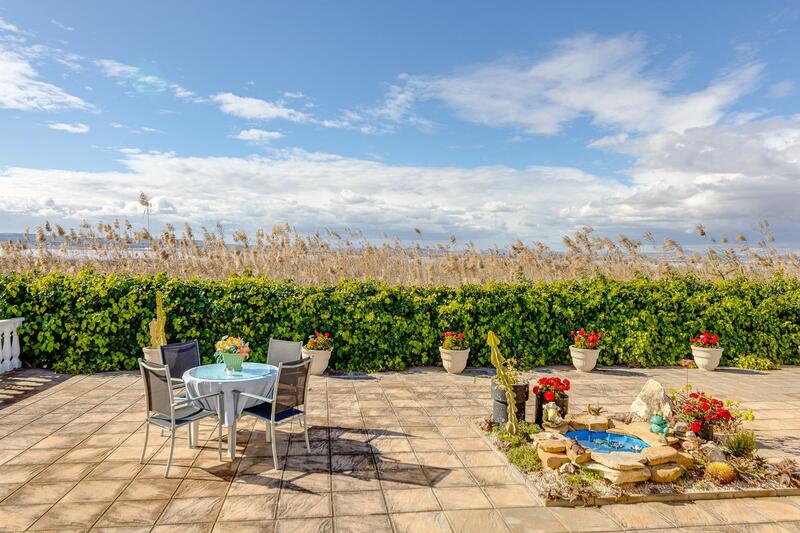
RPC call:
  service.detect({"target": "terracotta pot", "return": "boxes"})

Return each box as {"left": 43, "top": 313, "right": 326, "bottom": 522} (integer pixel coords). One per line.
{"left": 302, "top": 347, "right": 331, "bottom": 376}
{"left": 491, "top": 380, "right": 529, "bottom": 425}
{"left": 439, "top": 347, "right": 469, "bottom": 374}
{"left": 691, "top": 345, "right": 723, "bottom": 371}
{"left": 570, "top": 346, "right": 600, "bottom": 372}
{"left": 141, "top": 347, "right": 161, "bottom": 363}
{"left": 532, "top": 393, "right": 569, "bottom": 425}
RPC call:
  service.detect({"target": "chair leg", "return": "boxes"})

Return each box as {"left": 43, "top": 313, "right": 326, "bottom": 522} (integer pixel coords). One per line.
{"left": 140, "top": 422, "right": 150, "bottom": 464}
{"left": 217, "top": 419, "right": 223, "bottom": 461}
{"left": 271, "top": 424, "right": 279, "bottom": 470}
{"left": 165, "top": 429, "right": 176, "bottom": 478}
{"left": 303, "top": 414, "right": 310, "bottom": 453}
{"left": 187, "top": 423, "right": 193, "bottom": 448}
{"left": 265, "top": 421, "right": 271, "bottom": 443}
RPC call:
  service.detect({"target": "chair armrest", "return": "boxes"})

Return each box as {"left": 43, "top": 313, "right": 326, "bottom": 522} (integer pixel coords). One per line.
{"left": 173, "top": 391, "right": 224, "bottom": 408}
{"left": 234, "top": 391, "right": 273, "bottom": 404}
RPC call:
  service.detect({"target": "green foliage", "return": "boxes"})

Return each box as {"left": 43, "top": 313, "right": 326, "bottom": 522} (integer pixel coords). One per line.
{"left": 732, "top": 354, "right": 781, "bottom": 370}
{"left": 494, "top": 421, "right": 540, "bottom": 448}
{"left": 506, "top": 445, "right": 542, "bottom": 473}
{"left": 566, "top": 468, "right": 604, "bottom": 486}
{"left": 1, "top": 271, "right": 799, "bottom": 374}
{"left": 724, "top": 429, "right": 758, "bottom": 457}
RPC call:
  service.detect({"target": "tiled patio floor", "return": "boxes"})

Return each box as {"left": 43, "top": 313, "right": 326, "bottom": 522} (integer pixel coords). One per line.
{"left": 1, "top": 365, "right": 800, "bottom": 532}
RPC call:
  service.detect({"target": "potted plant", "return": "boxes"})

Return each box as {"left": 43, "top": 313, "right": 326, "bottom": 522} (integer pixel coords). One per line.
{"left": 487, "top": 331, "right": 529, "bottom": 431}
{"left": 214, "top": 336, "right": 250, "bottom": 374}
{"left": 142, "top": 292, "right": 167, "bottom": 363}
{"left": 691, "top": 331, "right": 722, "bottom": 371}
{"left": 669, "top": 385, "right": 753, "bottom": 441}
{"left": 532, "top": 376, "right": 570, "bottom": 425}
{"left": 302, "top": 331, "right": 333, "bottom": 376}
{"left": 439, "top": 330, "right": 469, "bottom": 374}
{"left": 569, "top": 328, "right": 602, "bottom": 372}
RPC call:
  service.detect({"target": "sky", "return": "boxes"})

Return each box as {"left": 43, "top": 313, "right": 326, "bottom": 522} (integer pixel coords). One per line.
{"left": 1, "top": 1, "right": 799, "bottom": 247}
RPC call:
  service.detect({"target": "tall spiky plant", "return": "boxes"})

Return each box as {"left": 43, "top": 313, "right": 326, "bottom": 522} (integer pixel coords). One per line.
{"left": 488, "top": 330, "right": 519, "bottom": 435}
{"left": 148, "top": 292, "right": 167, "bottom": 348}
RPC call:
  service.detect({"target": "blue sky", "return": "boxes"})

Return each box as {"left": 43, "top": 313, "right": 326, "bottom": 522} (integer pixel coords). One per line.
{"left": 1, "top": 1, "right": 799, "bottom": 246}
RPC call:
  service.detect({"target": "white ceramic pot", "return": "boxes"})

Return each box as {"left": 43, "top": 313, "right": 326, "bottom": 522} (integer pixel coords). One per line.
{"left": 141, "top": 347, "right": 161, "bottom": 363}
{"left": 439, "top": 347, "right": 469, "bottom": 374}
{"left": 691, "top": 345, "right": 723, "bottom": 371}
{"left": 570, "top": 346, "right": 600, "bottom": 372}
{"left": 302, "top": 347, "right": 331, "bottom": 376}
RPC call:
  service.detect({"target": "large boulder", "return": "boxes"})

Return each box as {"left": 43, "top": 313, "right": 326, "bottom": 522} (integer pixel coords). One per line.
{"left": 566, "top": 442, "right": 591, "bottom": 464}
{"left": 641, "top": 445, "right": 679, "bottom": 465}
{"left": 566, "top": 413, "right": 609, "bottom": 431}
{"left": 538, "top": 449, "right": 570, "bottom": 470}
{"left": 584, "top": 461, "right": 650, "bottom": 484}
{"left": 700, "top": 442, "right": 726, "bottom": 463}
{"left": 673, "top": 451, "right": 694, "bottom": 469}
{"left": 591, "top": 451, "right": 646, "bottom": 471}
{"left": 650, "top": 462, "right": 685, "bottom": 483}
{"left": 538, "top": 439, "right": 566, "bottom": 453}
{"left": 629, "top": 379, "right": 672, "bottom": 420}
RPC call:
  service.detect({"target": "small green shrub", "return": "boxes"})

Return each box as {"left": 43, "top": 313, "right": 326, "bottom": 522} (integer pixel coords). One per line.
{"left": 495, "top": 420, "right": 540, "bottom": 448}
{"left": 566, "top": 468, "right": 604, "bottom": 486}
{"left": 506, "top": 445, "right": 542, "bottom": 473}
{"left": 732, "top": 354, "right": 781, "bottom": 370}
{"left": 724, "top": 429, "right": 758, "bottom": 457}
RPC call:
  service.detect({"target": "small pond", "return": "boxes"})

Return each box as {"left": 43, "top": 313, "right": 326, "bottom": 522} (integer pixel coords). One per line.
{"left": 565, "top": 430, "right": 650, "bottom": 454}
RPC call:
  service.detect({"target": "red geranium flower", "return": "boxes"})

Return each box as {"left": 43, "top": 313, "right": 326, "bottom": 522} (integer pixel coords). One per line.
{"left": 543, "top": 391, "right": 556, "bottom": 402}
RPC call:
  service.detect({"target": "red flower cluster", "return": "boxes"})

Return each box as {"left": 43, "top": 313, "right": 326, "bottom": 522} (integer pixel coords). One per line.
{"left": 532, "top": 376, "right": 570, "bottom": 402}
{"left": 444, "top": 331, "right": 465, "bottom": 339}
{"left": 442, "top": 331, "right": 468, "bottom": 350}
{"left": 691, "top": 331, "right": 720, "bottom": 348}
{"left": 304, "top": 330, "right": 333, "bottom": 351}
{"left": 679, "top": 391, "right": 734, "bottom": 433}
{"left": 571, "top": 328, "right": 603, "bottom": 349}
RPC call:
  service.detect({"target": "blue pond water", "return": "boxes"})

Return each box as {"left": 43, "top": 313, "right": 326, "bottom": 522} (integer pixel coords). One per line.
{"left": 565, "top": 430, "right": 650, "bottom": 454}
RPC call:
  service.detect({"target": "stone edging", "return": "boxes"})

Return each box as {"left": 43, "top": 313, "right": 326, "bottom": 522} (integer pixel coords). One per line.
{"left": 468, "top": 417, "right": 800, "bottom": 507}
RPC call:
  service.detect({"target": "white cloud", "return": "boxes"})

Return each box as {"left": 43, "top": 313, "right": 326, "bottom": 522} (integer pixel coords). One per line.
{"left": 95, "top": 59, "right": 202, "bottom": 102}
{"left": 0, "top": 17, "right": 21, "bottom": 33}
{"left": 769, "top": 80, "right": 794, "bottom": 98}
{"left": 212, "top": 92, "right": 311, "bottom": 122}
{"left": 282, "top": 91, "right": 305, "bottom": 99}
{"left": 0, "top": 46, "right": 91, "bottom": 111}
{"left": 381, "top": 34, "right": 763, "bottom": 135}
{"left": 50, "top": 19, "right": 75, "bottom": 32}
{"left": 48, "top": 122, "right": 89, "bottom": 133}
{"left": 234, "top": 128, "right": 284, "bottom": 143}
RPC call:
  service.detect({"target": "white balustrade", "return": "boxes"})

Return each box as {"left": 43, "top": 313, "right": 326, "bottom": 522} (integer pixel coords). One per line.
{"left": 0, "top": 318, "right": 24, "bottom": 373}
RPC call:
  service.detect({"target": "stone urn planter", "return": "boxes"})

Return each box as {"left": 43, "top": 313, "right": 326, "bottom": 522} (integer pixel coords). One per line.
{"left": 532, "top": 393, "right": 569, "bottom": 426}
{"left": 141, "top": 347, "right": 161, "bottom": 363}
{"left": 691, "top": 346, "right": 723, "bottom": 371}
{"left": 570, "top": 346, "right": 599, "bottom": 372}
{"left": 439, "top": 347, "right": 469, "bottom": 374}
{"left": 491, "top": 379, "right": 529, "bottom": 425}
{"left": 302, "top": 347, "right": 332, "bottom": 376}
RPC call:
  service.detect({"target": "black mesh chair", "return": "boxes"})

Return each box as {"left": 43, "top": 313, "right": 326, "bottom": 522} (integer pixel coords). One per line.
{"left": 233, "top": 358, "right": 311, "bottom": 469}
{"left": 138, "top": 359, "right": 224, "bottom": 477}
{"left": 159, "top": 340, "right": 201, "bottom": 391}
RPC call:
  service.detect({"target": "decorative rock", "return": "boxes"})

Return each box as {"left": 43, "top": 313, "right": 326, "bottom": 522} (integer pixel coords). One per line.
{"left": 566, "top": 443, "right": 591, "bottom": 464}
{"left": 673, "top": 421, "right": 689, "bottom": 437}
{"left": 629, "top": 379, "right": 672, "bottom": 420}
{"left": 538, "top": 449, "right": 571, "bottom": 470}
{"left": 673, "top": 451, "right": 694, "bottom": 469}
{"left": 566, "top": 413, "right": 609, "bottom": 431}
{"left": 584, "top": 461, "right": 650, "bottom": 484}
{"left": 591, "top": 451, "right": 647, "bottom": 471}
{"left": 538, "top": 439, "right": 566, "bottom": 453}
{"left": 559, "top": 462, "right": 578, "bottom": 475}
{"left": 700, "top": 442, "right": 726, "bottom": 463}
{"left": 650, "top": 462, "right": 685, "bottom": 483}
{"left": 641, "top": 445, "right": 679, "bottom": 466}
{"left": 681, "top": 437, "right": 700, "bottom": 452}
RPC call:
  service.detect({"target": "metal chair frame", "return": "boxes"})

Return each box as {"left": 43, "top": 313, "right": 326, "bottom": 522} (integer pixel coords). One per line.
{"left": 266, "top": 338, "right": 303, "bottom": 366}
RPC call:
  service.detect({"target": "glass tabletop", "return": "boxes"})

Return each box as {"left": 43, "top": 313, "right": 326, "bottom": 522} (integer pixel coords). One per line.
{"left": 185, "top": 362, "right": 277, "bottom": 382}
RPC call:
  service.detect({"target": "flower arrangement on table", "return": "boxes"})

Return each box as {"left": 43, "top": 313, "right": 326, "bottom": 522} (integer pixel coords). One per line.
{"left": 215, "top": 335, "right": 250, "bottom": 373}
{"left": 304, "top": 330, "right": 333, "bottom": 351}
{"left": 669, "top": 385, "right": 753, "bottom": 440}
{"left": 533, "top": 376, "right": 571, "bottom": 402}
{"left": 691, "top": 332, "right": 720, "bottom": 348}
{"left": 571, "top": 328, "right": 603, "bottom": 349}
{"left": 442, "top": 331, "right": 468, "bottom": 351}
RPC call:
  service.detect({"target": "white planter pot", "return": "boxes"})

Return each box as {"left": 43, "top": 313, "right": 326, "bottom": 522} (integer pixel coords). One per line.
{"left": 302, "top": 347, "right": 331, "bottom": 376}
{"left": 570, "top": 345, "right": 600, "bottom": 372}
{"left": 0, "top": 317, "right": 24, "bottom": 373}
{"left": 439, "top": 347, "right": 469, "bottom": 374}
{"left": 691, "top": 345, "right": 723, "bottom": 371}
{"left": 142, "top": 347, "right": 162, "bottom": 363}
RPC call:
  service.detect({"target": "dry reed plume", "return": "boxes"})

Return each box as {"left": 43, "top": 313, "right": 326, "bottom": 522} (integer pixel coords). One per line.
{"left": 1, "top": 219, "right": 797, "bottom": 285}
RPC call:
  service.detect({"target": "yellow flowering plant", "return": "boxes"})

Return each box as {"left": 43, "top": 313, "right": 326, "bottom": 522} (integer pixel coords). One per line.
{"left": 214, "top": 335, "right": 250, "bottom": 359}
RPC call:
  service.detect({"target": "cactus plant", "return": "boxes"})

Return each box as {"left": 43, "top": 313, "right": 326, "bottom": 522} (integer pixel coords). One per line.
{"left": 148, "top": 292, "right": 167, "bottom": 349}
{"left": 487, "top": 330, "right": 519, "bottom": 435}
{"left": 704, "top": 461, "right": 737, "bottom": 484}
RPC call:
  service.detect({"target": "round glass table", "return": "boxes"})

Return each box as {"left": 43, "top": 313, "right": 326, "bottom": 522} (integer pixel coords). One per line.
{"left": 183, "top": 362, "right": 277, "bottom": 459}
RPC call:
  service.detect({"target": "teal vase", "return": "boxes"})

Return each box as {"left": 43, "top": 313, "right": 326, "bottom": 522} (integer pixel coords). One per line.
{"left": 221, "top": 353, "right": 243, "bottom": 372}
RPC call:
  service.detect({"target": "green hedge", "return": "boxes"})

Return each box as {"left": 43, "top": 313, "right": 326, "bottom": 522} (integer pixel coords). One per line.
{"left": 1, "top": 271, "right": 798, "bottom": 374}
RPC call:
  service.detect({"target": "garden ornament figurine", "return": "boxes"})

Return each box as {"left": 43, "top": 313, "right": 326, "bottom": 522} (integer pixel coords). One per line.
{"left": 542, "top": 401, "right": 565, "bottom": 428}
{"left": 650, "top": 414, "right": 669, "bottom": 441}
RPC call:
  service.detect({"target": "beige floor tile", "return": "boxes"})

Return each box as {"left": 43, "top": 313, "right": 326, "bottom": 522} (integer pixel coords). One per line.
{"left": 332, "top": 490, "right": 387, "bottom": 516}
{"left": 378, "top": 466, "right": 430, "bottom": 490}
{"left": 32, "top": 461, "right": 94, "bottom": 482}
{"left": 331, "top": 469, "right": 381, "bottom": 491}
{"left": 152, "top": 523, "right": 213, "bottom": 533}
{"left": 95, "top": 498, "right": 169, "bottom": 527}
{"left": 447, "top": 438, "right": 491, "bottom": 451}
{"left": 468, "top": 465, "right": 522, "bottom": 486}
{"left": 547, "top": 506, "right": 622, "bottom": 532}
{"left": 0, "top": 481, "right": 75, "bottom": 505}
{"left": 0, "top": 504, "right": 51, "bottom": 532}
{"left": 213, "top": 520, "right": 275, "bottom": 533}
{"left": 174, "top": 478, "right": 231, "bottom": 498}
{"left": 391, "top": 510, "right": 453, "bottom": 533}
{"left": 158, "top": 496, "right": 224, "bottom": 524}
{"left": 334, "top": 514, "right": 393, "bottom": 532}
{"left": 445, "top": 509, "right": 512, "bottom": 532}
{"left": 4, "top": 448, "right": 66, "bottom": 465}
{"left": 217, "top": 494, "right": 277, "bottom": 521}
{"left": 228, "top": 474, "right": 282, "bottom": 496}
{"left": 274, "top": 517, "right": 333, "bottom": 533}
{"left": 425, "top": 467, "right": 477, "bottom": 488}
{"left": 433, "top": 486, "right": 492, "bottom": 510}
{"left": 643, "top": 501, "right": 722, "bottom": 527}
{"left": 483, "top": 485, "right": 540, "bottom": 508}
{"left": 276, "top": 491, "right": 331, "bottom": 518}
{"left": 499, "top": 507, "right": 568, "bottom": 532}
{"left": 456, "top": 450, "right": 504, "bottom": 467}
{"left": 280, "top": 470, "right": 331, "bottom": 493}
{"left": 603, "top": 502, "right": 676, "bottom": 529}
{"left": 330, "top": 454, "right": 374, "bottom": 471}
{"left": 29, "top": 500, "right": 110, "bottom": 530}
{"left": 86, "top": 460, "right": 143, "bottom": 480}
{"left": 118, "top": 477, "right": 181, "bottom": 500}
{"left": 384, "top": 488, "right": 441, "bottom": 513}
{"left": 61, "top": 478, "right": 129, "bottom": 502}
{"left": 416, "top": 451, "right": 464, "bottom": 469}
{"left": 693, "top": 498, "right": 773, "bottom": 524}
{"left": 743, "top": 497, "right": 800, "bottom": 521}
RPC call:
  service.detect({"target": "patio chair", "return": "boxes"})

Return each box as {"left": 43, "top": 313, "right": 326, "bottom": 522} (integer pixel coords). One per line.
{"left": 159, "top": 340, "right": 201, "bottom": 391}
{"left": 266, "top": 338, "right": 302, "bottom": 366}
{"left": 138, "top": 359, "right": 224, "bottom": 477}
{"left": 233, "top": 358, "right": 311, "bottom": 469}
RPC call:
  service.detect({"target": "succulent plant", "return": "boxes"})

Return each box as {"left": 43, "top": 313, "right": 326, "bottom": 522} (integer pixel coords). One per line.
{"left": 148, "top": 292, "right": 167, "bottom": 349}
{"left": 704, "top": 461, "right": 737, "bottom": 485}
